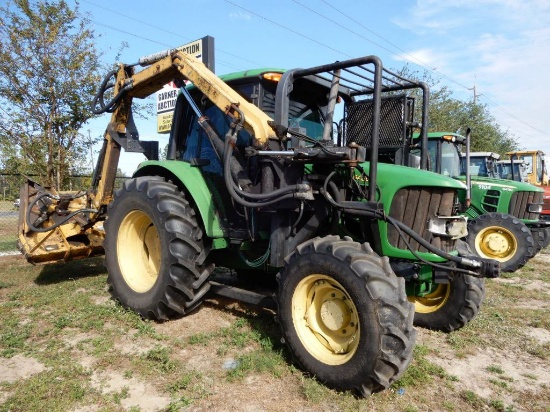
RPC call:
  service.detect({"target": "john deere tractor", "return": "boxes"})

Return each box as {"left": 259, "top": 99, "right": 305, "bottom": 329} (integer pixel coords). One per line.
{"left": 17, "top": 49, "right": 498, "bottom": 396}
{"left": 413, "top": 132, "right": 550, "bottom": 271}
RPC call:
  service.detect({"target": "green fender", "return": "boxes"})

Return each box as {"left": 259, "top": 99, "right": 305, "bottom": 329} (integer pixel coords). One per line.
{"left": 133, "top": 160, "right": 225, "bottom": 239}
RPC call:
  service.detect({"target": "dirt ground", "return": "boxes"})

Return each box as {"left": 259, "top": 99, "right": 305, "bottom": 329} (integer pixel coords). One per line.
{"left": 1, "top": 252, "right": 549, "bottom": 411}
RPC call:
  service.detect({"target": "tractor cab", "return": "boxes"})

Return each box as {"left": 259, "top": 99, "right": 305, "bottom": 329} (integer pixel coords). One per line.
{"left": 506, "top": 150, "right": 548, "bottom": 186}
{"left": 465, "top": 152, "right": 500, "bottom": 178}
{"left": 496, "top": 159, "right": 529, "bottom": 182}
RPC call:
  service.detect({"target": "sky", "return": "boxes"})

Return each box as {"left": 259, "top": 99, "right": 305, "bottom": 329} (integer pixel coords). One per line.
{"left": 74, "top": 0, "right": 550, "bottom": 176}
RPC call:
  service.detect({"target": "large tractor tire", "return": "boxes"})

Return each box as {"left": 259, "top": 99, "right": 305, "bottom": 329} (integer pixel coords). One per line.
{"left": 410, "top": 274, "right": 485, "bottom": 332}
{"left": 466, "top": 212, "right": 534, "bottom": 272}
{"left": 104, "top": 176, "right": 213, "bottom": 320}
{"left": 275, "top": 236, "right": 416, "bottom": 396}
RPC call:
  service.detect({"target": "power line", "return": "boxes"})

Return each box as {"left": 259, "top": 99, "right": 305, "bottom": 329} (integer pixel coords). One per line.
{"left": 319, "top": 0, "right": 425, "bottom": 64}
{"left": 89, "top": 20, "right": 245, "bottom": 71}
{"left": 479, "top": 94, "right": 550, "bottom": 136}
{"left": 81, "top": 0, "right": 263, "bottom": 69}
{"left": 91, "top": 20, "right": 169, "bottom": 48}
{"left": 86, "top": 0, "right": 548, "bottom": 138}
{"left": 314, "top": 0, "right": 550, "bottom": 138}
{"left": 224, "top": 0, "right": 353, "bottom": 59}
{"left": 292, "top": 1, "right": 397, "bottom": 56}
{"left": 299, "top": 0, "right": 471, "bottom": 91}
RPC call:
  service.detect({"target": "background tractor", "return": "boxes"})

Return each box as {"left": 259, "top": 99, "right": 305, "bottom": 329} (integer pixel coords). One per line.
{"left": 17, "top": 49, "right": 498, "bottom": 395}
{"left": 412, "top": 132, "right": 550, "bottom": 272}
{"left": 496, "top": 159, "right": 529, "bottom": 182}
{"left": 506, "top": 150, "right": 549, "bottom": 186}
{"left": 466, "top": 151, "right": 500, "bottom": 178}
{"left": 505, "top": 150, "right": 550, "bottom": 221}
{"left": 467, "top": 151, "right": 530, "bottom": 182}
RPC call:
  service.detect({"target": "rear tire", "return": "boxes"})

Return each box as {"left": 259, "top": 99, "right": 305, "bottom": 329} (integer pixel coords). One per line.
{"left": 275, "top": 236, "right": 416, "bottom": 396}
{"left": 104, "top": 176, "right": 213, "bottom": 320}
{"left": 410, "top": 274, "right": 485, "bottom": 332}
{"left": 466, "top": 213, "right": 534, "bottom": 272}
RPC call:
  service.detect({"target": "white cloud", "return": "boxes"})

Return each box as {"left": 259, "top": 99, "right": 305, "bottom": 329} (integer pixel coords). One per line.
{"left": 394, "top": 0, "right": 550, "bottom": 35}
{"left": 392, "top": 0, "right": 550, "bottom": 152}
{"left": 228, "top": 11, "right": 251, "bottom": 20}
{"left": 393, "top": 48, "right": 451, "bottom": 73}
{"left": 466, "top": 27, "right": 550, "bottom": 149}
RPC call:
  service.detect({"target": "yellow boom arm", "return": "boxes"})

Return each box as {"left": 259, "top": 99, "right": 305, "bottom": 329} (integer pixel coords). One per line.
{"left": 19, "top": 49, "right": 276, "bottom": 263}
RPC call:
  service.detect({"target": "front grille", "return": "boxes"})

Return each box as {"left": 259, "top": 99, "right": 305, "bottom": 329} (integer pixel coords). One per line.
{"left": 481, "top": 190, "right": 500, "bottom": 213}
{"left": 509, "top": 191, "right": 543, "bottom": 220}
{"left": 389, "top": 187, "right": 456, "bottom": 253}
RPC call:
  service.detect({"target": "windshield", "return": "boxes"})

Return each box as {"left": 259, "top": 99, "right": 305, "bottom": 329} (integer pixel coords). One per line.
{"left": 497, "top": 162, "right": 525, "bottom": 181}
{"left": 261, "top": 79, "right": 326, "bottom": 141}
{"left": 536, "top": 153, "right": 544, "bottom": 183}
{"left": 469, "top": 157, "right": 490, "bottom": 177}
{"left": 518, "top": 154, "right": 534, "bottom": 175}
{"left": 441, "top": 141, "right": 462, "bottom": 177}
{"left": 426, "top": 140, "right": 462, "bottom": 177}
{"left": 178, "top": 77, "right": 326, "bottom": 174}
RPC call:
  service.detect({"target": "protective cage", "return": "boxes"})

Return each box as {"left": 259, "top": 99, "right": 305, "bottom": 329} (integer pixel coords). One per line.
{"left": 273, "top": 56, "right": 429, "bottom": 202}
{"left": 344, "top": 95, "right": 414, "bottom": 151}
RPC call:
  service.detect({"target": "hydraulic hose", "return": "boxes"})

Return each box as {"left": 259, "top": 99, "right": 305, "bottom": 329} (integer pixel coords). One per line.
{"left": 198, "top": 115, "right": 304, "bottom": 201}
{"left": 223, "top": 137, "right": 296, "bottom": 208}
{"left": 320, "top": 171, "right": 483, "bottom": 271}
{"left": 91, "top": 69, "right": 132, "bottom": 114}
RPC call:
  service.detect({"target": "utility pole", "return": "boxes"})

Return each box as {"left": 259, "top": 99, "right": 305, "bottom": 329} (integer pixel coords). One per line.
{"left": 468, "top": 78, "right": 482, "bottom": 104}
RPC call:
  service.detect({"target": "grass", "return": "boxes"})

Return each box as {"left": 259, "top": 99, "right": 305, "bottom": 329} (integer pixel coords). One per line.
{"left": 0, "top": 200, "right": 18, "bottom": 252}
{"left": 0, "top": 252, "right": 549, "bottom": 411}
{"left": 0, "top": 201, "right": 18, "bottom": 212}
{"left": 393, "top": 344, "right": 457, "bottom": 388}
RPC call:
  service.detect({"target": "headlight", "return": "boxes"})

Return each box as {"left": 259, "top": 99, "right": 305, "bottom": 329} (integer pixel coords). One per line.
{"left": 528, "top": 203, "right": 543, "bottom": 213}
{"left": 428, "top": 216, "right": 468, "bottom": 239}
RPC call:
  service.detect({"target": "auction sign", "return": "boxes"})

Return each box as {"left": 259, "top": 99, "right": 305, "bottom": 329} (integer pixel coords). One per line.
{"left": 156, "top": 36, "right": 215, "bottom": 133}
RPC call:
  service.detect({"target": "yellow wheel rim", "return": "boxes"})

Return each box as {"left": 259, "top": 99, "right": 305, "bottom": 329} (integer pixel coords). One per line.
{"left": 117, "top": 210, "right": 161, "bottom": 293}
{"left": 409, "top": 284, "right": 450, "bottom": 314}
{"left": 474, "top": 225, "right": 517, "bottom": 262}
{"left": 291, "top": 275, "right": 360, "bottom": 365}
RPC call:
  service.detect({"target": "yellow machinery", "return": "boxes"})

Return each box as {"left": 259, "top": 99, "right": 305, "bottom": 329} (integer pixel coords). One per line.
{"left": 506, "top": 150, "right": 548, "bottom": 186}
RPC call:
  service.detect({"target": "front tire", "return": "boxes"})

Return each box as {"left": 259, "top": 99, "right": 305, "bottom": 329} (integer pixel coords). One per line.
{"left": 276, "top": 236, "right": 416, "bottom": 396}
{"left": 104, "top": 176, "right": 213, "bottom": 320}
{"left": 466, "top": 213, "right": 534, "bottom": 272}
{"left": 410, "top": 274, "right": 485, "bottom": 332}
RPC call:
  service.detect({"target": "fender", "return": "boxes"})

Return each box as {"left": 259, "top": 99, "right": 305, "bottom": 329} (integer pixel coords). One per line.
{"left": 134, "top": 160, "right": 225, "bottom": 239}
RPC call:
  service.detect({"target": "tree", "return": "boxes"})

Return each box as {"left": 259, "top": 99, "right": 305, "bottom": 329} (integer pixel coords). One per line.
{"left": 395, "top": 65, "right": 519, "bottom": 154}
{"left": 0, "top": 0, "right": 101, "bottom": 187}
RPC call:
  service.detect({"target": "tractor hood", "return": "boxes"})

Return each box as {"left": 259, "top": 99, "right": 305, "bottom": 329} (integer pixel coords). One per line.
{"left": 455, "top": 175, "right": 544, "bottom": 193}
{"left": 359, "top": 161, "right": 468, "bottom": 191}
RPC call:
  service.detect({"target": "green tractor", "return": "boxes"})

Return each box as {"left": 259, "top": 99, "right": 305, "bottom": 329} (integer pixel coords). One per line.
{"left": 18, "top": 51, "right": 498, "bottom": 396}
{"left": 413, "top": 132, "right": 549, "bottom": 271}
